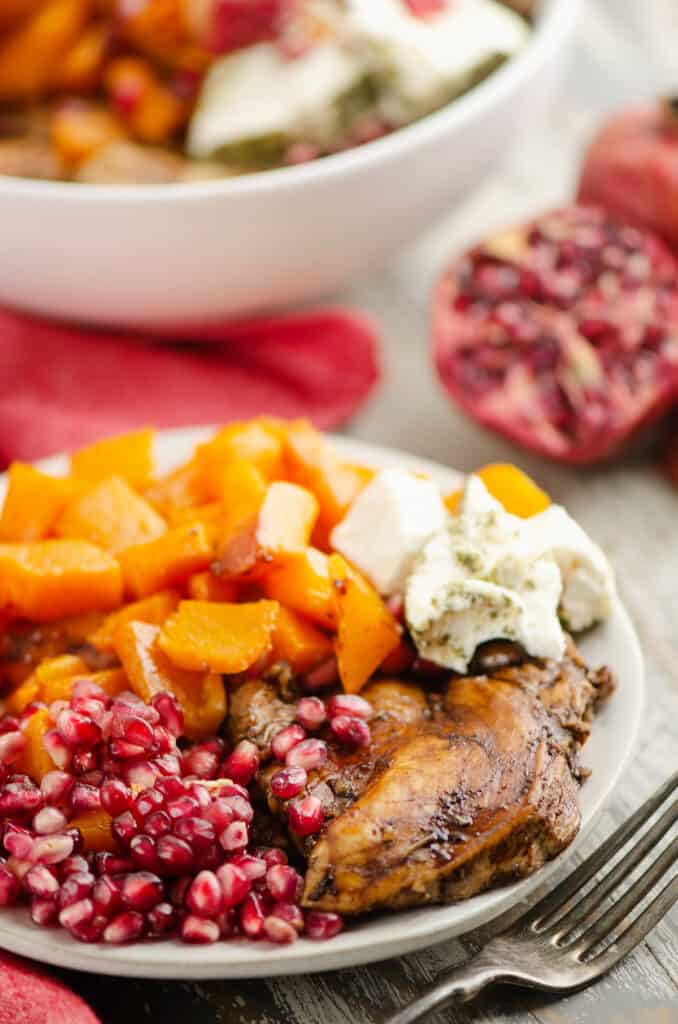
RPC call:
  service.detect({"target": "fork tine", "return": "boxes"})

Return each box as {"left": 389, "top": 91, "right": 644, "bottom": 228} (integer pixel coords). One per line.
{"left": 527, "top": 772, "right": 678, "bottom": 930}
{"left": 571, "top": 837, "right": 678, "bottom": 956}
{"left": 586, "top": 873, "right": 678, "bottom": 974}
{"left": 550, "top": 794, "right": 678, "bottom": 940}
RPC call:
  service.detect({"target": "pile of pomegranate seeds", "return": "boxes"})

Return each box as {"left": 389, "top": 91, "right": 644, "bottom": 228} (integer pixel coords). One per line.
{"left": 434, "top": 205, "right": 678, "bottom": 464}
{"left": 0, "top": 681, "right": 344, "bottom": 947}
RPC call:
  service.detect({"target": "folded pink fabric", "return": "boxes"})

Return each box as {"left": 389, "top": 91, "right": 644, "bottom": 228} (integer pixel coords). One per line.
{"left": 0, "top": 307, "right": 381, "bottom": 465}
{"left": 0, "top": 952, "right": 100, "bottom": 1024}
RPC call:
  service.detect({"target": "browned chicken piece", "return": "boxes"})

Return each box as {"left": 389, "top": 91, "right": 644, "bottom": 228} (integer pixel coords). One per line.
{"left": 229, "top": 641, "right": 613, "bottom": 916}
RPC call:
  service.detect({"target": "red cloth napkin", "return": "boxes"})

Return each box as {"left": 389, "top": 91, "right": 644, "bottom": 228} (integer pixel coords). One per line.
{"left": 0, "top": 307, "right": 381, "bottom": 465}
{"left": 0, "top": 953, "right": 100, "bottom": 1024}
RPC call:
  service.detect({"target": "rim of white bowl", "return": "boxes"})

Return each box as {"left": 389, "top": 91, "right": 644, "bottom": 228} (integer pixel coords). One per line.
{"left": 0, "top": 0, "right": 580, "bottom": 202}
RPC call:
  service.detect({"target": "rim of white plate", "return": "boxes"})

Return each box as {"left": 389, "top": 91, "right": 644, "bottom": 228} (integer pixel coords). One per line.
{"left": 0, "top": 428, "right": 645, "bottom": 978}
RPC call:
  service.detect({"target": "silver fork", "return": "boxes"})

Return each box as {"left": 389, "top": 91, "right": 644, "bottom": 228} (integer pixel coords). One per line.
{"left": 386, "top": 773, "right": 678, "bottom": 1024}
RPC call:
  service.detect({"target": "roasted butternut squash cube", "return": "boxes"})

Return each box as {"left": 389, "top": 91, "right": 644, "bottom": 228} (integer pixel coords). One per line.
{"left": 0, "top": 0, "right": 90, "bottom": 101}
{"left": 158, "top": 600, "right": 279, "bottom": 674}
{"left": 187, "top": 573, "right": 240, "bottom": 603}
{"left": 118, "top": 522, "right": 213, "bottom": 598}
{"left": 114, "top": 620, "right": 226, "bottom": 739}
{"left": 144, "top": 462, "right": 202, "bottom": 515}
{"left": 328, "top": 554, "right": 400, "bottom": 694}
{"left": 262, "top": 548, "right": 336, "bottom": 630}
{"left": 195, "top": 421, "right": 284, "bottom": 497}
{"left": 57, "top": 476, "right": 167, "bottom": 553}
{"left": 69, "top": 809, "right": 116, "bottom": 853}
{"left": 0, "top": 540, "right": 123, "bottom": 622}
{"left": 0, "top": 463, "right": 80, "bottom": 542}
{"left": 90, "top": 590, "right": 180, "bottom": 652}
{"left": 272, "top": 607, "right": 332, "bottom": 675}
{"left": 70, "top": 428, "right": 154, "bottom": 490}
{"left": 41, "top": 668, "right": 129, "bottom": 706}
{"left": 14, "top": 708, "right": 57, "bottom": 782}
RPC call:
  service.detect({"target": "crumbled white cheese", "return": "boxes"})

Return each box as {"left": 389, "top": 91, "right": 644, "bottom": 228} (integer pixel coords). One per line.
{"left": 330, "top": 468, "right": 448, "bottom": 596}
{"left": 344, "top": 0, "right": 529, "bottom": 125}
{"left": 404, "top": 476, "right": 616, "bottom": 672}
{"left": 188, "top": 39, "right": 366, "bottom": 159}
{"left": 523, "top": 506, "right": 616, "bottom": 632}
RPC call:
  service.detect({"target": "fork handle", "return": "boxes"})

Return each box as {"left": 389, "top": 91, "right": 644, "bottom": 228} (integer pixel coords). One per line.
{"left": 384, "top": 957, "right": 503, "bottom": 1024}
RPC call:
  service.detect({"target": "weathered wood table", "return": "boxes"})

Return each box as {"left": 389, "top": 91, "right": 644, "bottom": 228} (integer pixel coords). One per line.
{"left": 60, "top": 1, "right": 678, "bottom": 1019}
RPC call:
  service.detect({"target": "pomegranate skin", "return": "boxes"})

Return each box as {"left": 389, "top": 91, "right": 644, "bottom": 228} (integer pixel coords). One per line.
{"left": 433, "top": 205, "right": 678, "bottom": 464}
{"left": 579, "top": 104, "right": 678, "bottom": 252}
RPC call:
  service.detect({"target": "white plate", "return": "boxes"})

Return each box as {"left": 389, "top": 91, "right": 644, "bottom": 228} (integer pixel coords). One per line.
{"left": 0, "top": 428, "right": 644, "bottom": 978}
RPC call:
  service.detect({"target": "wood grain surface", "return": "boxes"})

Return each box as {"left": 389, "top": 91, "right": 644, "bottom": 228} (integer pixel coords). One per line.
{"left": 59, "top": 1, "right": 677, "bottom": 1019}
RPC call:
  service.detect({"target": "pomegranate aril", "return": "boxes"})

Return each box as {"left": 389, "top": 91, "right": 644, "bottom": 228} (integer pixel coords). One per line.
{"left": 104, "top": 910, "right": 145, "bottom": 944}
{"left": 173, "top": 816, "right": 215, "bottom": 850}
{"left": 222, "top": 794, "right": 253, "bottom": 824}
{"left": 0, "top": 781, "right": 43, "bottom": 817}
{"left": 57, "top": 709, "right": 101, "bottom": 750}
{"left": 288, "top": 795, "right": 324, "bottom": 837}
{"left": 25, "top": 864, "right": 59, "bottom": 899}
{"left": 59, "top": 871, "right": 95, "bottom": 907}
{"left": 41, "top": 770, "right": 75, "bottom": 806}
{"left": 144, "top": 810, "right": 172, "bottom": 839}
{"left": 0, "top": 716, "right": 20, "bottom": 735}
{"left": 221, "top": 740, "right": 260, "bottom": 785}
{"left": 270, "top": 901, "right": 304, "bottom": 933}
{"left": 181, "top": 914, "right": 219, "bottom": 944}
{"left": 239, "top": 891, "right": 267, "bottom": 939}
{"left": 264, "top": 915, "right": 297, "bottom": 944}
{"left": 130, "top": 834, "right": 158, "bottom": 871}
{"left": 0, "top": 860, "right": 19, "bottom": 906}
{"left": 70, "top": 916, "right": 107, "bottom": 942}
{"left": 92, "top": 876, "right": 122, "bottom": 916}
{"left": 303, "top": 656, "right": 339, "bottom": 691}
{"left": 110, "top": 739, "right": 147, "bottom": 760}
{"left": 113, "top": 811, "right": 139, "bottom": 845}
{"left": 156, "top": 835, "right": 194, "bottom": 874}
{"left": 266, "top": 864, "right": 300, "bottom": 903}
{"left": 31, "top": 897, "right": 59, "bottom": 926}
{"left": 69, "top": 783, "right": 102, "bottom": 814}
{"left": 122, "top": 871, "right": 163, "bottom": 911}
{"left": 123, "top": 759, "right": 158, "bottom": 789}
{"left": 32, "top": 833, "right": 74, "bottom": 865}
{"left": 186, "top": 870, "right": 222, "bottom": 917}
{"left": 271, "top": 724, "right": 306, "bottom": 762}
{"left": 151, "top": 692, "right": 184, "bottom": 738}
{"left": 0, "top": 731, "right": 26, "bottom": 764}
{"left": 20, "top": 701, "right": 47, "bottom": 724}
{"left": 285, "top": 738, "right": 328, "bottom": 772}
{"left": 147, "top": 901, "right": 176, "bottom": 935}
{"left": 70, "top": 696, "right": 106, "bottom": 722}
{"left": 61, "top": 854, "right": 90, "bottom": 876}
{"left": 166, "top": 795, "right": 200, "bottom": 820}
{"left": 4, "top": 827, "right": 34, "bottom": 860}
{"left": 271, "top": 766, "right": 307, "bottom": 800}
{"left": 95, "top": 852, "right": 134, "bottom": 876}
{"left": 154, "top": 776, "right": 188, "bottom": 801}
{"left": 305, "top": 910, "right": 344, "bottom": 941}
{"left": 217, "top": 906, "right": 238, "bottom": 937}
{"left": 330, "top": 715, "right": 371, "bottom": 749}
{"left": 202, "top": 798, "right": 236, "bottom": 831}
{"left": 152, "top": 753, "right": 182, "bottom": 777}
{"left": 153, "top": 726, "right": 175, "bottom": 755}
{"left": 72, "top": 680, "right": 108, "bottom": 703}
{"left": 42, "top": 730, "right": 71, "bottom": 769}
{"left": 133, "top": 787, "right": 165, "bottom": 822}
{"left": 183, "top": 745, "right": 219, "bottom": 780}
{"left": 112, "top": 714, "right": 154, "bottom": 750}
{"left": 326, "top": 694, "right": 373, "bottom": 720}
{"left": 229, "top": 854, "right": 267, "bottom": 881}
{"left": 295, "top": 697, "right": 326, "bottom": 731}
{"left": 254, "top": 846, "right": 288, "bottom": 869}
{"left": 216, "top": 863, "right": 251, "bottom": 907}
{"left": 219, "top": 821, "right": 248, "bottom": 852}
{"left": 59, "top": 898, "right": 94, "bottom": 930}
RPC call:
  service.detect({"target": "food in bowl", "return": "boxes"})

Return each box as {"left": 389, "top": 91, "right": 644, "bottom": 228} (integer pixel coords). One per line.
{"left": 0, "top": 0, "right": 530, "bottom": 185}
{"left": 433, "top": 204, "right": 678, "bottom": 464}
{"left": 0, "top": 421, "right": 615, "bottom": 946}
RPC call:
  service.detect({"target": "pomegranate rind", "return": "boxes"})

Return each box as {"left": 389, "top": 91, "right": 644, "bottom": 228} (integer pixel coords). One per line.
{"left": 433, "top": 205, "right": 678, "bottom": 464}
{"left": 0, "top": 952, "right": 100, "bottom": 1024}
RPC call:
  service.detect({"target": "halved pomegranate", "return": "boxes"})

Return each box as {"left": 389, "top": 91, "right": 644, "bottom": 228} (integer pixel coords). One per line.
{"left": 579, "top": 101, "right": 678, "bottom": 253}
{"left": 433, "top": 205, "right": 678, "bottom": 464}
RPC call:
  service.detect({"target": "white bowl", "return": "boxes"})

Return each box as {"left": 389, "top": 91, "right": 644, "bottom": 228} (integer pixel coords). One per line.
{"left": 0, "top": 0, "right": 578, "bottom": 328}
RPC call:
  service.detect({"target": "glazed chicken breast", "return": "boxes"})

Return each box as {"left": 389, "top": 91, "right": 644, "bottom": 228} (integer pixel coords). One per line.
{"left": 229, "top": 642, "right": 613, "bottom": 916}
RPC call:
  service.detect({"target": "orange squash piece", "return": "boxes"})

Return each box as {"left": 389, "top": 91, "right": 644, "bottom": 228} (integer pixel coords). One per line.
{"left": 144, "top": 462, "right": 203, "bottom": 515}
{"left": 4, "top": 677, "right": 41, "bottom": 715}
{"left": 57, "top": 476, "right": 167, "bottom": 554}
{"left": 195, "top": 421, "right": 284, "bottom": 497}
{"left": 52, "top": 20, "right": 109, "bottom": 92}
{"left": 14, "top": 708, "right": 57, "bottom": 782}
{"left": 0, "top": 463, "right": 81, "bottom": 543}
{"left": 51, "top": 102, "right": 125, "bottom": 166}
{"left": 90, "top": 590, "right": 180, "bottom": 652}
{"left": 118, "top": 522, "right": 214, "bottom": 598}
{"left": 262, "top": 547, "right": 336, "bottom": 630}
{"left": 0, "top": 540, "right": 123, "bottom": 622}
{"left": 272, "top": 607, "right": 332, "bottom": 675}
{"left": 444, "top": 464, "right": 551, "bottom": 519}
{"left": 187, "top": 573, "right": 240, "bottom": 603}
{"left": 7, "top": 653, "right": 87, "bottom": 711}
{"left": 42, "top": 668, "right": 129, "bottom": 705}
{"left": 166, "top": 502, "right": 224, "bottom": 530}
{"left": 0, "top": 0, "right": 90, "bottom": 101}
{"left": 69, "top": 810, "right": 116, "bottom": 853}
{"left": 283, "top": 421, "right": 366, "bottom": 548}
{"left": 328, "top": 554, "right": 400, "bottom": 694}
{"left": 158, "top": 600, "right": 279, "bottom": 674}
{"left": 114, "top": 620, "right": 227, "bottom": 740}
{"left": 70, "top": 428, "right": 155, "bottom": 490}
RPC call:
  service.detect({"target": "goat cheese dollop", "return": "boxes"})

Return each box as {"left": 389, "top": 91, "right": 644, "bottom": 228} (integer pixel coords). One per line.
{"left": 330, "top": 468, "right": 448, "bottom": 596}
{"left": 404, "top": 476, "right": 615, "bottom": 672}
